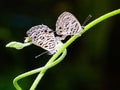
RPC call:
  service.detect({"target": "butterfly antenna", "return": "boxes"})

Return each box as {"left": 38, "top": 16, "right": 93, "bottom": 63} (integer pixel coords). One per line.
{"left": 35, "top": 51, "right": 48, "bottom": 58}
{"left": 82, "top": 14, "right": 92, "bottom": 26}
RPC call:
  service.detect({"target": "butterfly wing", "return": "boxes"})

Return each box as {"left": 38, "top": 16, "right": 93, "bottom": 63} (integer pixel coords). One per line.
{"left": 26, "top": 24, "right": 57, "bottom": 54}
{"left": 56, "top": 12, "right": 82, "bottom": 39}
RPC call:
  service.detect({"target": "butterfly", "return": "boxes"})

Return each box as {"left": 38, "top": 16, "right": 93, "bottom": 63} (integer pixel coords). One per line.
{"left": 26, "top": 24, "right": 63, "bottom": 55}
{"left": 56, "top": 11, "right": 83, "bottom": 40}
{"left": 26, "top": 12, "right": 83, "bottom": 56}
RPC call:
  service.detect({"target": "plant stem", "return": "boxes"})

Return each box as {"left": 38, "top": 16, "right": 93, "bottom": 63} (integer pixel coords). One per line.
{"left": 29, "top": 49, "right": 67, "bottom": 90}
{"left": 13, "top": 9, "right": 120, "bottom": 90}
{"left": 30, "top": 70, "right": 47, "bottom": 90}
{"left": 81, "top": 9, "right": 120, "bottom": 35}
{"left": 29, "top": 9, "right": 120, "bottom": 90}
{"left": 13, "top": 49, "right": 67, "bottom": 90}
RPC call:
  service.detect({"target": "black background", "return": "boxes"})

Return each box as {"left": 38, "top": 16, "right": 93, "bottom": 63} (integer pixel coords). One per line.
{"left": 0, "top": 0, "right": 120, "bottom": 90}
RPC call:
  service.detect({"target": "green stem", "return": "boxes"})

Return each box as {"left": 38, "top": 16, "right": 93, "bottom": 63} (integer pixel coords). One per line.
{"left": 13, "top": 9, "right": 120, "bottom": 90}
{"left": 29, "top": 9, "right": 120, "bottom": 90}
{"left": 81, "top": 9, "right": 120, "bottom": 34}
{"left": 29, "top": 49, "right": 67, "bottom": 90}
{"left": 13, "top": 67, "right": 44, "bottom": 90}
{"left": 30, "top": 69, "right": 46, "bottom": 90}
{"left": 13, "top": 49, "right": 67, "bottom": 90}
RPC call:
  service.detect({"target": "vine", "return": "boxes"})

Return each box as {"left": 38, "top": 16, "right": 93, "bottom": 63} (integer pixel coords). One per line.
{"left": 6, "top": 9, "right": 120, "bottom": 90}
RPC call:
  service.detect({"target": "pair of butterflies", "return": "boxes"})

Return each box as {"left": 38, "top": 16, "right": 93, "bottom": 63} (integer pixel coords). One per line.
{"left": 26, "top": 12, "right": 83, "bottom": 55}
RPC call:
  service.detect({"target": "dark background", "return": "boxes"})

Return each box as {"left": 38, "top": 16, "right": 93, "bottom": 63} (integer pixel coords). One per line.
{"left": 0, "top": 0, "right": 120, "bottom": 90}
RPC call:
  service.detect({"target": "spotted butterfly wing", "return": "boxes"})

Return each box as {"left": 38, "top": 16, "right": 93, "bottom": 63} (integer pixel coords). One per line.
{"left": 26, "top": 24, "right": 58, "bottom": 55}
{"left": 56, "top": 12, "right": 83, "bottom": 40}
